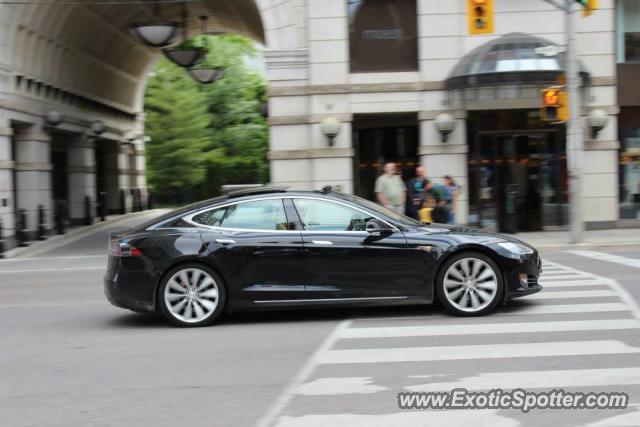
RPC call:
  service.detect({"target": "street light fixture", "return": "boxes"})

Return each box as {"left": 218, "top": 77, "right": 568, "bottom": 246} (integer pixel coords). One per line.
{"left": 186, "top": 16, "right": 225, "bottom": 84}
{"left": 90, "top": 120, "right": 105, "bottom": 136}
{"left": 187, "top": 67, "right": 224, "bottom": 84}
{"left": 45, "top": 110, "right": 64, "bottom": 127}
{"left": 435, "top": 113, "right": 456, "bottom": 143}
{"left": 320, "top": 117, "right": 341, "bottom": 147}
{"left": 130, "top": 0, "right": 179, "bottom": 48}
{"left": 162, "top": 2, "right": 206, "bottom": 68}
{"left": 587, "top": 108, "right": 608, "bottom": 139}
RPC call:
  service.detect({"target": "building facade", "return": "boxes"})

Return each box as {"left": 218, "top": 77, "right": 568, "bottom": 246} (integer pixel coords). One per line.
{"left": 266, "top": 0, "right": 637, "bottom": 233}
{"left": 1, "top": 0, "right": 637, "bottom": 248}
{"left": 0, "top": 0, "right": 281, "bottom": 248}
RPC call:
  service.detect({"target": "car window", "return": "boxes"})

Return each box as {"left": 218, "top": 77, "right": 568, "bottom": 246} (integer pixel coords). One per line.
{"left": 191, "top": 199, "right": 289, "bottom": 230}
{"left": 337, "top": 193, "right": 422, "bottom": 228}
{"left": 293, "top": 199, "right": 373, "bottom": 231}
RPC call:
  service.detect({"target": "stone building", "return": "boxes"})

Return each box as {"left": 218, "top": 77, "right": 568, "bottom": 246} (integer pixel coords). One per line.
{"left": 266, "top": 0, "right": 639, "bottom": 232}
{"left": 1, "top": 0, "right": 639, "bottom": 249}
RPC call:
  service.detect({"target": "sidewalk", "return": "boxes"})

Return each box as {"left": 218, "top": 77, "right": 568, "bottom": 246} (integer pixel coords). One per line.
{"left": 3, "top": 209, "right": 169, "bottom": 259}
{"left": 510, "top": 228, "right": 640, "bottom": 249}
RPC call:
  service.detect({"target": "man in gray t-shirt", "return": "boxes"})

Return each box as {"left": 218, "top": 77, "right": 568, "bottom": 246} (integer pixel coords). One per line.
{"left": 375, "top": 162, "right": 407, "bottom": 214}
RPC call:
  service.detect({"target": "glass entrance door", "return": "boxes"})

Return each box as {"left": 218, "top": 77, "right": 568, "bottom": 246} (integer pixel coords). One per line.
{"left": 469, "top": 130, "right": 567, "bottom": 232}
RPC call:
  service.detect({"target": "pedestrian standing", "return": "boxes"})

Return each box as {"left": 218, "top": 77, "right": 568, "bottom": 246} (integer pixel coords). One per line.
{"left": 442, "top": 175, "right": 460, "bottom": 224}
{"left": 407, "top": 166, "right": 432, "bottom": 220}
{"left": 375, "top": 162, "right": 407, "bottom": 214}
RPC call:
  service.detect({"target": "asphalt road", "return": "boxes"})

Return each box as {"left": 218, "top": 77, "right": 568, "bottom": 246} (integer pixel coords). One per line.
{"left": 1, "top": 213, "right": 640, "bottom": 427}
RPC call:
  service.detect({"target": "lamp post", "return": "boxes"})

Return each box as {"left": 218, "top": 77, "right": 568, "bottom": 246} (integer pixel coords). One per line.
{"left": 130, "top": 0, "right": 179, "bottom": 48}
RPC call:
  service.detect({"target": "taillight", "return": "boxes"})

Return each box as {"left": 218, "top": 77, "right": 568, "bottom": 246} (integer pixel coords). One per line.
{"left": 108, "top": 241, "right": 142, "bottom": 257}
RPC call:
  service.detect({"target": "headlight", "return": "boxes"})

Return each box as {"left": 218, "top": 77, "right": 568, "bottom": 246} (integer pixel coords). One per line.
{"left": 497, "top": 242, "right": 534, "bottom": 255}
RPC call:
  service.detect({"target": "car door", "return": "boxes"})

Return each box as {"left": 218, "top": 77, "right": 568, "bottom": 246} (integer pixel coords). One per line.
{"left": 193, "top": 197, "right": 306, "bottom": 304}
{"left": 291, "top": 197, "right": 413, "bottom": 300}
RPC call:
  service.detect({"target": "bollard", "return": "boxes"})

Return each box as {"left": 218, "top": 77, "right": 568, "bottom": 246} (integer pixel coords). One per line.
{"left": 135, "top": 189, "right": 142, "bottom": 212}
{"left": 54, "top": 200, "right": 66, "bottom": 235}
{"left": 84, "top": 195, "right": 93, "bottom": 226}
{"left": 0, "top": 218, "right": 5, "bottom": 259}
{"left": 37, "top": 204, "right": 47, "bottom": 240}
{"left": 98, "top": 192, "right": 106, "bottom": 222}
{"left": 147, "top": 191, "right": 153, "bottom": 210}
{"left": 16, "top": 208, "right": 28, "bottom": 247}
{"left": 119, "top": 189, "right": 126, "bottom": 215}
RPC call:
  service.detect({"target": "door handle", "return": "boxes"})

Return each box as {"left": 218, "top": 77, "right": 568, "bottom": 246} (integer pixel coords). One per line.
{"left": 215, "top": 238, "right": 236, "bottom": 245}
{"left": 311, "top": 240, "right": 333, "bottom": 245}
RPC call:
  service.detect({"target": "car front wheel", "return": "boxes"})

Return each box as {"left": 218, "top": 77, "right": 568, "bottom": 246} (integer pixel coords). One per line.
{"left": 158, "top": 264, "right": 226, "bottom": 327}
{"left": 436, "top": 252, "right": 503, "bottom": 316}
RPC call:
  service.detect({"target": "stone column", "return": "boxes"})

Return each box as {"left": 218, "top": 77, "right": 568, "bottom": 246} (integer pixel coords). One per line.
{"left": 132, "top": 140, "right": 147, "bottom": 207}
{"left": 13, "top": 125, "right": 52, "bottom": 236}
{"left": 419, "top": 111, "right": 469, "bottom": 224}
{"left": 0, "top": 124, "right": 15, "bottom": 247}
{"left": 66, "top": 134, "right": 96, "bottom": 224}
{"left": 310, "top": 117, "right": 354, "bottom": 193}
{"left": 103, "top": 141, "right": 132, "bottom": 214}
{"left": 119, "top": 143, "right": 133, "bottom": 212}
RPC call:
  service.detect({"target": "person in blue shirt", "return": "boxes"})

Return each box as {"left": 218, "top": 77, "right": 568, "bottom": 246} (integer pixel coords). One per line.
{"left": 442, "top": 175, "right": 460, "bottom": 224}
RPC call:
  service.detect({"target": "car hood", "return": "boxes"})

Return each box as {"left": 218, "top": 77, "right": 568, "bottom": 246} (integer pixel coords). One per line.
{"left": 410, "top": 223, "right": 534, "bottom": 247}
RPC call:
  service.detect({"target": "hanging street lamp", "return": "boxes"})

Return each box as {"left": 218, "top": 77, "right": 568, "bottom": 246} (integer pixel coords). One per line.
{"left": 187, "top": 16, "right": 225, "bottom": 84}
{"left": 130, "top": 0, "right": 179, "bottom": 48}
{"left": 162, "top": 2, "right": 206, "bottom": 67}
{"left": 187, "top": 67, "right": 225, "bottom": 84}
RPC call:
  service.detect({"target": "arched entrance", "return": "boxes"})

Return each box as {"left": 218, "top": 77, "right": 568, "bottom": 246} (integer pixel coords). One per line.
{"left": 0, "top": 0, "right": 300, "bottom": 247}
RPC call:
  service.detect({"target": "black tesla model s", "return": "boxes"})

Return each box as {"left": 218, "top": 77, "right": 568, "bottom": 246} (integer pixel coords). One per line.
{"left": 104, "top": 186, "right": 542, "bottom": 327}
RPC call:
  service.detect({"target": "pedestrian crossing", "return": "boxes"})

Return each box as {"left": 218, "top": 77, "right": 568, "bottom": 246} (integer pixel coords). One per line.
{"left": 567, "top": 250, "right": 640, "bottom": 269}
{"left": 258, "top": 261, "right": 640, "bottom": 427}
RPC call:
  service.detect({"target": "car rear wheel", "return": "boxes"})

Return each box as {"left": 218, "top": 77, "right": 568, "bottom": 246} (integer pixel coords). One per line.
{"left": 436, "top": 252, "right": 503, "bottom": 316}
{"left": 158, "top": 264, "right": 226, "bottom": 327}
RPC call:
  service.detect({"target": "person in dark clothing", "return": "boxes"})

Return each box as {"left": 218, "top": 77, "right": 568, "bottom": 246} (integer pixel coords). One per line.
{"left": 406, "top": 166, "right": 431, "bottom": 220}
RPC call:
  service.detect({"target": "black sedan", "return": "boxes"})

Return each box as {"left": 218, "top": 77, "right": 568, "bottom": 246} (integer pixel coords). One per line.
{"left": 104, "top": 186, "right": 542, "bottom": 327}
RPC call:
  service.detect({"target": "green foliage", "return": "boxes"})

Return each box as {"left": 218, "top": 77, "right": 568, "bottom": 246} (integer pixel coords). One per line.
{"left": 144, "top": 34, "right": 268, "bottom": 203}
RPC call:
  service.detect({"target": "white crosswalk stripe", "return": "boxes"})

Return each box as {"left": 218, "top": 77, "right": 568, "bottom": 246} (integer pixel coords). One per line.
{"left": 566, "top": 250, "right": 640, "bottom": 269}
{"left": 260, "top": 261, "right": 640, "bottom": 427}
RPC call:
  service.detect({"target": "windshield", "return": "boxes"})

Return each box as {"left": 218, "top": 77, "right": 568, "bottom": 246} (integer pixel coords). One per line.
{"left": 337, "top": 193, "right": 424, "bottom": 229}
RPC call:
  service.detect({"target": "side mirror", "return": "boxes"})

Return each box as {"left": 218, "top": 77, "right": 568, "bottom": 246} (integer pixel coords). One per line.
{"left": 366, "top": 219, "right": 391, "bottom": 235}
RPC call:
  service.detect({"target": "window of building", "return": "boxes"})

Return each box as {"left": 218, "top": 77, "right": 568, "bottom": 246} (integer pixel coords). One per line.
{"left": 191, "top": 199, "right": 288, "bottom": 230}
{"left": 617, "top": 0, "right": 640, "bottom": 62}
{"left": 348, "top": 0, "right": 418, "bottom": 72}
{"left": 619, "top": 108, "right": 640, "bottom": 219}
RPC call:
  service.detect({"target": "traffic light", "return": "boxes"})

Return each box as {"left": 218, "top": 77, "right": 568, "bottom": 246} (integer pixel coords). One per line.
{"left": 468, "top": 0, "right": 494, "bottom": 35}
{"left": 541, "top": 87, "right": 569, "bottom": 123}
{"left": 575, "top": 0, "right": 597, "bottom": 17}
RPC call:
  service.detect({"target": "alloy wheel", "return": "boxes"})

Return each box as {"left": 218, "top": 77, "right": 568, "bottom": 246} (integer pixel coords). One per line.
{"left": 163, "top": 268, "right": 219, "bottom": 323}
{"left": 443, "top": 257, "right": 498, "bottom": 313}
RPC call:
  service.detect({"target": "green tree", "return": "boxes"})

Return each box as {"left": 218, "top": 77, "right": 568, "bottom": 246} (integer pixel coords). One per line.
{"left": 144, "top": 34, "right": 268, "bottom": 204}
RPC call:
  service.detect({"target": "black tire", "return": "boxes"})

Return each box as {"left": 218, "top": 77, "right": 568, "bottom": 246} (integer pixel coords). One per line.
{"left": 158, "top": 263, "right": 227, "bottom": 327}
{"left": 435, "top": 251, "right": 504, "bottom": 316}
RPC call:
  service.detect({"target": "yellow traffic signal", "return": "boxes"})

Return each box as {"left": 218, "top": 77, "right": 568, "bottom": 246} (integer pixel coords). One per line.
{"left": 468, "top": 0, "right": 494, "bottom": 35}
{"left": 541, "top": 87, "right": 569, "bottom": 123}
{"left": 576, "top": 0, "right": 597, "bottom": 17}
